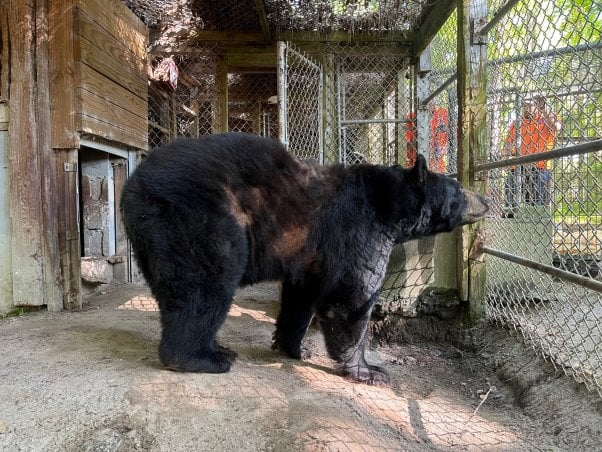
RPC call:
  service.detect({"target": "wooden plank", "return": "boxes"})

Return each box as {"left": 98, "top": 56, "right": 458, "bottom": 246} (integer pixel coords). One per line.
{"left": 37, "top": 0, "right": 63, "bottom": 312}
{"left": 226, "top": 50, "right": 276, "bottom": 69}
{"left": 112, "top": 158, "right": 128, "bottom": 282}
{"left": 255, "top": 0, "right": 272, "bottom": 41}
{"left": 49, "top": 0, "right": 82, "bottom": 309}
{"left": 55, "top": 149, "right": 82, "bottom": 310}
{"left": 185, "top": 30, "right": 414, "bottom": 45}
{"left": 8, "top": 0, "right": 45, "bottom": 306}
{"left": 214, "top": 59, "right": 228, "bottom": 133}
{"left": 78, "top": 82, "right": 147, "bottom": 136}
{"left": 78, "top": 13, "right": 146, "bottom": 97}
{"left": 0, "top": 7, "right": 8, "bottom": 101}
{"left": 76, "top": 0, "right": 146, "bottom": 60}
{"left": 79, "top": 64, "right": 147, "bottom": 120}
{"left": 78, "top": 115, "right": 148, "bottom": 150}
{"left": 413, "top": 0, "right": 456, "bottom": 59}
{"left": 49, "top": 0, "right": 79, "bottom": 149}
{"left": 78, "top": 113, "right": 147, "bottom": 150}
{"left": 320, "top": 53, "right": 339, "bottom": 164}
{"left": 277, "top": 30, "right": 414, "bottom": 44}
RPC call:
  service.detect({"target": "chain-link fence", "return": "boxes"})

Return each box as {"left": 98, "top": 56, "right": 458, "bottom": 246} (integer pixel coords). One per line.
{"left": 324, "top": 42, "right": 411, "bottom": 167}
{"left": 140, "top": 0, "right": 601, "bottom": 397}
{"left": 148, "top": 45, "right": 223, "bottom": 148}
{"left": 477, "top": 0, "right": 602, "bottom": 396}
{"left": 278, "top": 43, "right": 323, "bottom": 163}
{"left": 148, "top": 42, "right": 279, "bottom": 148}
{"left": 427, "top": 9, "right": 458, "bottom": 176}
{"left": 228, "top": 72, "right": 278, "bottom": 136}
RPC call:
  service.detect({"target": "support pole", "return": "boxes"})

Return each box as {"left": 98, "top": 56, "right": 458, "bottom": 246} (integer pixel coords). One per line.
{"left": 277, "top": 41, "right": 288, "bottom": 146}
{"left": 457, "top": 0, "right": 489, "bottom": 321}
{"left": 416, "top": 47, "right": 431, "bottom": 162}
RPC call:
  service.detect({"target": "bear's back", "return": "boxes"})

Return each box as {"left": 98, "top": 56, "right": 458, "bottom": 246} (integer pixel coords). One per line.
{"left": 126, "top": 133, "right": 304, "bottom": 204}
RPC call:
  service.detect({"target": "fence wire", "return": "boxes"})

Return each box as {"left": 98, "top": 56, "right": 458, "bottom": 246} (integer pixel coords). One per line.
{"left": 148, "top": 42, "right": 279, "bottom": 148}
{"left": 324, "top": 42, "right": 411, "bottom": 167}
{"left": 427, "top": 9, "right": 458, "bottom": 175}
{"left": 482, "top": 0, "right": 602, "bottom": 396}
{"left": 228, "top": 72, "right": 278, "bottom": 137}
{"left": 142, "top": 1, "right": 601, "bottom": 397}
{"left": 148, "top": 45, "right": 223, "bottom": 148}
{"left": 280, "top": 43, "right": 323, "bottom": 162}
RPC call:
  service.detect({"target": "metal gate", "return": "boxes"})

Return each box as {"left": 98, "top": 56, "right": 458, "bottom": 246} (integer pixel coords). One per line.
{"left": 277, "top": 42, "right": 323, "bottom": 163}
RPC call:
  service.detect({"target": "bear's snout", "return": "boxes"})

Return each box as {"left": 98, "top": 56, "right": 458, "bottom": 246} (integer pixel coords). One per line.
{"left": 460, "top": 190, "right": 489, "bottom": 225}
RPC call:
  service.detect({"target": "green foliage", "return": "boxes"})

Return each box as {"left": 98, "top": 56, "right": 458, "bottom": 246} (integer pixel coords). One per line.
{"left": 556, "top": 0, "right": 602, "bottom": 46}
{"left": 0, "top": 307, "right": 33, "bottom": 319}
{"left": 553, "top": 154, "right": 602, "bottom": 224}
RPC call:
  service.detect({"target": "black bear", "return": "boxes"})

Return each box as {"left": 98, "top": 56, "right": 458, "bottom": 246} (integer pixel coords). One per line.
{"left": 121, "top": 133, "right": 488, "bottom": 384}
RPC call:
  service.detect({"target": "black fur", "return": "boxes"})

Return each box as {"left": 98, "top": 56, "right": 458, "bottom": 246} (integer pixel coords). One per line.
{"left": 121, "top": 133, "right": 487, "bottom": 384}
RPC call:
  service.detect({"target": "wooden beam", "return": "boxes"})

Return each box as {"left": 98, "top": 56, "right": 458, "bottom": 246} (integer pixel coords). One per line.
{"left": 457, "top": 0, "right": 488, "bottom": 320}
{"left": 413, "top": 0, "right": 456, "bottom": 59}
{"left": 0, "top": 7, "right": 8, "bottom": 101}
{"left": 49, "top": 0, "right": 79, "bottom": 149}
{"left": 8, "top": 0, "right": 45, "bottom": 306}
{"left": 37, "top": 0, "right": 63, "bottom": 312}
{"left": 215, "top": 58, "right": 229, "bottom": 133}
{"left": 276, "top": 30, "right": 414, "bottom": 44}
{"left": 49, "top": 0, "right": 82, "bottom": 309}
{"left": 255, "top": 0, "right": 272, "bottom": 41}
{"left": 184, "top": 29, "right": 414, "bottom": 45}
{"left": 225, "top": 47, "right": 276, "bottom": 69}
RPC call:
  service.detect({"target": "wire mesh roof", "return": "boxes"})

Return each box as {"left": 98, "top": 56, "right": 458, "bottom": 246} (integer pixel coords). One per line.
{"left": 124, "top": 0, "right": 436, "bottom": 40}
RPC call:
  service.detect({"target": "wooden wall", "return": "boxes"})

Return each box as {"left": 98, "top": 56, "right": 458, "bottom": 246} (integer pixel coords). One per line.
{"left": 0, "top": 0, "right": 148, "bottom": 312}
{"left": 51, "top": 0, "right": 148, "bottom": 151}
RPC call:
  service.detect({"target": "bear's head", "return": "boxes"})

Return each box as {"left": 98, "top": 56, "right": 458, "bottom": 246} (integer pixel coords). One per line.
{"left": 405, "top": 154, "right": 489, "bottom": 236}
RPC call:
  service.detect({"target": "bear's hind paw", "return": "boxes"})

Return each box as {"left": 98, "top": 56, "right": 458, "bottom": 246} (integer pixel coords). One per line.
{"left": 341, "top": 364, "right": 391, "bottom": 386}
{"left": 161, "top": 349, "right": 235, "bottom": 374}
{"left": 216, "top": 345, "right": 238, "bottom": 361}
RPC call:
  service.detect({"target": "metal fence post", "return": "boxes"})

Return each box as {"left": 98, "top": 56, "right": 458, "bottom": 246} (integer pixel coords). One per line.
{"left": 416, "top": 47, "right": 431, "bottom": 162}
{"left": 277, "top": 41, "right": 288, "bottom": 146}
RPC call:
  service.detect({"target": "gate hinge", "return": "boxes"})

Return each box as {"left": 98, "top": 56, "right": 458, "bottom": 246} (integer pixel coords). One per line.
{"left": 64, "top": 162, "right": 77, "bottom": 172}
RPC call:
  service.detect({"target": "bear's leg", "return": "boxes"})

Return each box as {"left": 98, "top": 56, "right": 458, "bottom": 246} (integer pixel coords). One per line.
{"left": 158, "top": 286, "right": 238, "bottom": 373}
{"left": 147, "top": 214, "right": 247, "bottom": 373}
{"left": 272, "top": 276, "right": 318, "bottom": 359}
{"left": 316, "top": 295, "right": 390, "bottom": 385}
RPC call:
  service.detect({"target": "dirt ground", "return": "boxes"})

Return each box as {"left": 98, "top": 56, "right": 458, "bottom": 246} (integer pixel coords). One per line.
{"left": 0, "top": 283, "right": 600, "bottom": 451}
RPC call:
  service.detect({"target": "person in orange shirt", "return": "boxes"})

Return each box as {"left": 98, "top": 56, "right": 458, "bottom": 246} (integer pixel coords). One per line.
{"left": 405, "top": 108, "right": 448, "bottom": 173}
{"left": 502, "top": 96, "right": 561, "bottom": 212}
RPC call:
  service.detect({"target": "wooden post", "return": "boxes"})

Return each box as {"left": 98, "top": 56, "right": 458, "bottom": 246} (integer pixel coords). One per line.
{"left": 49, "top": 0, "right": 82, "bottom": 310}
{"left": 8, "top": 0, "right": 46, "bottom": 306}
{"left": 37, "top": 0, "right": 63, "bottom": 312}
{"left": 395, "top": 68, "right": 409, "bottom": 165}
{"left": 321, "top": 53, "right": 338, "bottom": 165}
{"left": 457, "top": 0, "right": 488, "bottom": 320}
{"left": 215, "top": 58, "right": 229, "bottom": 133}
{"left": 0, "top": 0, "right": 12, "bottom": 313}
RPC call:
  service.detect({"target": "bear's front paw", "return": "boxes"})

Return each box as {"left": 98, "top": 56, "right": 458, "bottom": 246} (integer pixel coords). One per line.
{"left": 341, "top": 364, "right": 391, "bottom": 386}
{"left": 271, "top": 339, "right": 311, "bottom": 360}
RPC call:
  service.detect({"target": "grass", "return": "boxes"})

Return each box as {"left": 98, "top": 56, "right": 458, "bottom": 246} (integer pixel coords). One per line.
{"left": 0, "top": 307, "right": 33, "bottom": 319}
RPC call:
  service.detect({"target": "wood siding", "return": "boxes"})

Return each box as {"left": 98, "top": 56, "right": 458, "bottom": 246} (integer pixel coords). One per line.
{"left": 50, "top": 0, "right": 148, "bottom": 150}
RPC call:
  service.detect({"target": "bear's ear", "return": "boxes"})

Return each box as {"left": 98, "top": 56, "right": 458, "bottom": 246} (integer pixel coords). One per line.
{"left": 410, "top": 154, "right": 428, "bottom": 185}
